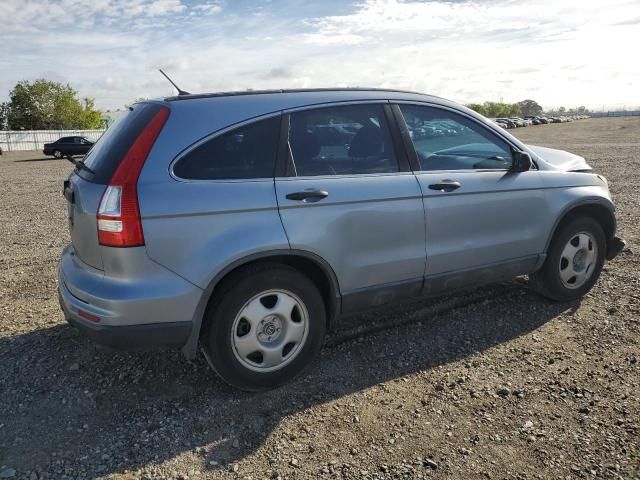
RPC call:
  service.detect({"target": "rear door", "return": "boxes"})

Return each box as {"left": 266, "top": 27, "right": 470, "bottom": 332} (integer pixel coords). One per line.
{"left": 275, "top": 103, "right": 426, "bottom": 305}
{"left": 394, "top": 103, "right": 550, "bottom": 283}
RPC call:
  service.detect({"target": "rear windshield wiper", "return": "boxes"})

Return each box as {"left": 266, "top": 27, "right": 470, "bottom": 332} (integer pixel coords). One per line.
{"left": 65, "top": 155, "right": 95, "bottom": 175}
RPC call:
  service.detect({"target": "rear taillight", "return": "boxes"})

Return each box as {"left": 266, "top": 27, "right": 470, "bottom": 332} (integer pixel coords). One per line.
{"left": 97, "top": 106, "right": 169, "bottom": 247}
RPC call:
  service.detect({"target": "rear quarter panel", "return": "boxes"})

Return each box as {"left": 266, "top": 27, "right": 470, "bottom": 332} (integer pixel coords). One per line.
{"left": 139, "top": 179, "right": 290, "bottom": 289}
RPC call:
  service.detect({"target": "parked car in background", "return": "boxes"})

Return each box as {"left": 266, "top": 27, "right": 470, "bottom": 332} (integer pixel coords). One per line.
{"left": 44, "top": 136, "right": 94, "bottom": 159}
{"left": 496, "top": 118, "right": 517, "bottom": 128}
{"left": 58, "top": 88, "right": 624, "bottom": 390}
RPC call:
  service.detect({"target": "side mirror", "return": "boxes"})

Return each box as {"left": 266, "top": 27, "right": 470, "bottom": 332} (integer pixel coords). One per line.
{"left": 511, "top": 151, "right": 532, "bottom": 172}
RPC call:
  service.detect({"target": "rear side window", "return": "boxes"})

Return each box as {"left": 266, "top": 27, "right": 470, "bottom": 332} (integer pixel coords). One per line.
{"left": 81, "top": 103, "right": 166, "bottom": 183}
{"left": 288, "top": 104, "right": 398, "bottom": 176}
{"left": 173, "top": 116, "right": 280, "bottom": 180}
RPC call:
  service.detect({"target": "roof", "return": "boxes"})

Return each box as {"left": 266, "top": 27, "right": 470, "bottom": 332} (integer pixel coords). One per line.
{"left": 164, "top": 87, "right": 435, "bottom": 102}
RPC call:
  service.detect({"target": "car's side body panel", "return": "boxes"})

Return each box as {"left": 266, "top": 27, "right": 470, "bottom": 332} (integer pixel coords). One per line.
{"left": 276, "top": 172, "right": 427, "bottom": 293}
{"left": 417, "top": 170, "right": 549, "bottom": 276}
{"left": 140, "top": 179, "right": 290, "bottom": 289}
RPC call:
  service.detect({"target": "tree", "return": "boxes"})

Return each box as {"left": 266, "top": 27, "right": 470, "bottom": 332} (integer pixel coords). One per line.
{"left": 465, "top": 103, "right": 487, "bottom": 116}
{"left": 6, "top": 79, "right": 102, "bottom": 130}
{"left": 516, "top": 99, "right": 543, "bottom": 117}
{"left": 466, "top": 101, "right": 521, "bottom": 118}
{"left": 0, "top": 102, "right": 8, "bottom": 130}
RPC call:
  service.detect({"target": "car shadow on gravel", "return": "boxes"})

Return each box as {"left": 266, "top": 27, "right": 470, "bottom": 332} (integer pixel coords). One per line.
{"left": 0, "top": 282, "right": 578, "bottom": 477}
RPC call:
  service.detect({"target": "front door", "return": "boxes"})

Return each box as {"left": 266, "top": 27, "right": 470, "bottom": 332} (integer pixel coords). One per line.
{"left": 395, "top": 104, "right": 550, "bottom": 288}
{"left": 275, "top": 103, "right": 426, "bottom": 306}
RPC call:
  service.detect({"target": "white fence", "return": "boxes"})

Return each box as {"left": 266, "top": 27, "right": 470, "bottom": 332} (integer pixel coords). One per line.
{"left": 0, "top": 129, "right": 106, "bottom": 152}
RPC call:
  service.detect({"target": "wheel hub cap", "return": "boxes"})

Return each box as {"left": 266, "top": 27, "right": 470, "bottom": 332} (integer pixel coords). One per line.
{"left": 258, "top": 315, "right": 283, "bottom": 343}
{"left": 231, "top": 289, "right": 309, "bottom": 372}
{"left": 559, "top": 232, "right": 597, "bottom": 289}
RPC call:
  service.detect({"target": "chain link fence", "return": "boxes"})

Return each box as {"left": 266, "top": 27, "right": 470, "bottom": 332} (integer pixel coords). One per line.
{"left": 0, "top": 129, "right": 105, "bottom": 153}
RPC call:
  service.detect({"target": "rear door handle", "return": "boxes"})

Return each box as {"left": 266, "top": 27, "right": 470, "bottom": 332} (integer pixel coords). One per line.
{"left": 286, "top": 190, "right": 329, "bottom": 202}
{"left": 428, "top": 181, "right": 461, "bottom": 192}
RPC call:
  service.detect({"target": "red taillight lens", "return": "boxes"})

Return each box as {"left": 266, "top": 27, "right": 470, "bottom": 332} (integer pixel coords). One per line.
{"left": 97, "top": 106, "right": 169, "bottom": 247}
{"left": 78, "top": 309, "right": 101, "bottom": 323}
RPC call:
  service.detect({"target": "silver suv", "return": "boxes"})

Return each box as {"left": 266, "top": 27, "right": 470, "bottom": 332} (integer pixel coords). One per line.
{"left": 58, "top": 88, "right": 624, "bottom": 390}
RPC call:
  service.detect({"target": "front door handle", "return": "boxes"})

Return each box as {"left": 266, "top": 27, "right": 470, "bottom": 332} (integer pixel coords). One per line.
{"left": 286, "top": 189, "right": 329, "bottom": 202}
{"left": 428, "top": 180, "right": 461, "bottom": 192}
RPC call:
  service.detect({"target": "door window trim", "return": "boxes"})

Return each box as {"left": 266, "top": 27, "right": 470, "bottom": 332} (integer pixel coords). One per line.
{"left": 392, "top": 101, "right": 537, "bottom": 173}
{"left": 276, "top": 101, "right": 412, "bottom": 178}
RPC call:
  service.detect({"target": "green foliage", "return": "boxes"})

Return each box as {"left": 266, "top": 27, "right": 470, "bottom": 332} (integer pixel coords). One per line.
{"left": 6, "top": 79, "right": 102, "bottom": 130}
{"left": 0, "top": 102, "right": 8, "bottom": 130}
{"left": 517, "top": 99, "right": 543, "bottom": 117}
{"left": 465, "top": 101, "right": 522, "bottom": 118}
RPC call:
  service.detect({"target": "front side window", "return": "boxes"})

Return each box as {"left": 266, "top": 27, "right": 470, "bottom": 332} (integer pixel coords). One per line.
{"left": 173, "top": 116, "right": 280, "bottom": 180}
{"left": 288, "top": 104, "right": 398, "bottom": 176}
{"left": 399, "top": 105, "right": 513, "bottom": 171}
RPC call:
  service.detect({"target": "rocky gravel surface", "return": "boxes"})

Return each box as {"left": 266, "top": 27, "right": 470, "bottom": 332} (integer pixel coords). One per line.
{"left": 0, "top": 117, "right": 638, "bottom": 479}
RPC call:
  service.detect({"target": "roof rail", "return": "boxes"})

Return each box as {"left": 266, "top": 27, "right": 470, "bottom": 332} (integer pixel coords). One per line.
{"left": 164, "top": 87, "right": 425, "bottom": 102}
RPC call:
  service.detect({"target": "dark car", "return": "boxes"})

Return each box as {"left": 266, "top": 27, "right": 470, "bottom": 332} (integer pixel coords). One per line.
{"left": 43, "top": 136, "right": 94, "bottom": 159}
{"left": 496, "top": 118, "right": 517, "bottom": 128}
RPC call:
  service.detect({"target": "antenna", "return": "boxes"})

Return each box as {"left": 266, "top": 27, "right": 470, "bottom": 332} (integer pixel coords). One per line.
{"left": 158, "top": 69, "right": 190, "bottom": 96}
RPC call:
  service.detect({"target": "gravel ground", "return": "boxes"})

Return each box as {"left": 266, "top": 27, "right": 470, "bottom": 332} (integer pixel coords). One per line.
{"left": 0, "top": 117, "right": 638, "bottom": 480}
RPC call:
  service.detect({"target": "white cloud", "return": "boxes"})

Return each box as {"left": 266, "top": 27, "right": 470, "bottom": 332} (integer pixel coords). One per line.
{"left": 1, "top": 0, "right": 639, "bottom": 110}
{"left": 192, "top": 2, "right": 222, "bottom": 15}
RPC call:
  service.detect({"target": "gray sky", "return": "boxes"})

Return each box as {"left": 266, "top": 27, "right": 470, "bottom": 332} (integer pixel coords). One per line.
{"left": 2, "top": 0, "right": 639, "bottom": 111}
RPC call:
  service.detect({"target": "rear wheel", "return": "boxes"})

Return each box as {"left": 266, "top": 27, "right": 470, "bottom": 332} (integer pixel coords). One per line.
{"left": 53, "top": 150, "right": 63, "bottom": 159}
{"left": 203, "top": 264, "right": 326, "bottom": 391}
{"left": 530, "top": 217, "right": 605, "bottom": 301}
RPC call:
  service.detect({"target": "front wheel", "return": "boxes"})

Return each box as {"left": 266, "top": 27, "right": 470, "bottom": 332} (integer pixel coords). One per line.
{"left": 529, "top": 217, "right": 605, "bottom": 301}
{"left": 53, "top": 150, "right": 63, "bottom": 159}
{"left": 204, "top": 265, "right": 326, "bottom": 391}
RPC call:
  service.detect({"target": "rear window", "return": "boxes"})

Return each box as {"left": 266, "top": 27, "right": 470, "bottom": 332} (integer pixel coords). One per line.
{"left": 80, "top": 103, "right": 165, "bottom": 184}
{"left": 172, "top": 115, "right": 280, "bottom": 180}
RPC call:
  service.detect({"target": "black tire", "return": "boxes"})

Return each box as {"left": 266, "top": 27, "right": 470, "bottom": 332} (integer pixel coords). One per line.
{"left": 203, "top": 264, "right": 326, "bottom": 391}
{"left": 529, "top": 216, "right": 606, "bottom": 301}
{"left": 53, "top": 150, "right": 63, "bottom": 159}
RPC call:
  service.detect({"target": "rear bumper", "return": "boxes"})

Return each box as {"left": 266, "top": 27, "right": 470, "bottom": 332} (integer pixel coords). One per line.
{"left": 63, "top": 308, "right": 191, "bottom": 350}
{"left": 58, "top": 245, "right": 201, "bottom": 351}
{"left": 606, "top": 236, "right": 626, "bottom": 261}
